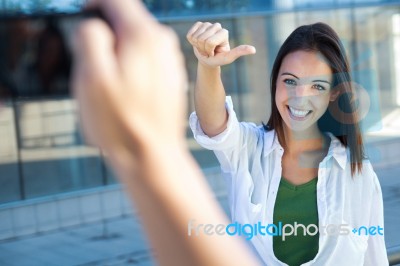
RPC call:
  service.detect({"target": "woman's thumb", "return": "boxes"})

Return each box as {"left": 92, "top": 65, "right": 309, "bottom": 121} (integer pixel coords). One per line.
{"left": 225, "top": 45, "right": 256, "bottom": 63}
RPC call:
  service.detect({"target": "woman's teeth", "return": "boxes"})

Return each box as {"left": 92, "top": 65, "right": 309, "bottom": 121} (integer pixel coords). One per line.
{"left": 288, "top": 106, "right": 311, "bottom": 118}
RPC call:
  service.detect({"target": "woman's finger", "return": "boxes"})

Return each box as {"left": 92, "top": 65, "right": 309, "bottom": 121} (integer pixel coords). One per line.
{"left": 219, "top": 44, "right": 256, "bottom": 64}
{"left": 186, "top": 21, "right": 203, "bottom": 43}
{"left": 196, "top": 23, "right": 223, "bottom": 56}
{"left": 190, "top": 22, "right": 213, "bottom": 55}
{"left": 202, "top": 27, "right": 228, "bottom": 57}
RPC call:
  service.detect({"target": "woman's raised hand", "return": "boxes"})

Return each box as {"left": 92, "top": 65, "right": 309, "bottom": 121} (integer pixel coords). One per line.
{"left": 187, "top": 21, "right": 256, "bottom": 67}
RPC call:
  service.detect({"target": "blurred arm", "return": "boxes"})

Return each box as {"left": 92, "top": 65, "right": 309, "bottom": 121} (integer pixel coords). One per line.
{"left": 72, "top": 1, "right": 259, "bottom": 265}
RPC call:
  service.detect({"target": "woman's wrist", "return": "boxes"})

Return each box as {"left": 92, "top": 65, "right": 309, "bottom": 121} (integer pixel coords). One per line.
{"left": 198, "top": 61, "right": 221, "bottom": 72}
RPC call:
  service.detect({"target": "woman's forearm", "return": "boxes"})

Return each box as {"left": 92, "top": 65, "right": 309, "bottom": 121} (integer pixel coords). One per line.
{"left": 187, "top": 22, "right": 255, "bottom": 138}
{"left": 194, "top": 63, "right": 228, "bottom": 137}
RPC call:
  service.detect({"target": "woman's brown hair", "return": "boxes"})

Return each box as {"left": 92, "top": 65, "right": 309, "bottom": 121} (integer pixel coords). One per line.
{"left": 265, "top": 22, "right": 365, "bottom": 176}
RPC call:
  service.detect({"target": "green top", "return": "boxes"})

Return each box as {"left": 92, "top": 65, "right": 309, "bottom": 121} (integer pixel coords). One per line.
{"left": 272, "top": 177, "right": 319, "bottom": 266}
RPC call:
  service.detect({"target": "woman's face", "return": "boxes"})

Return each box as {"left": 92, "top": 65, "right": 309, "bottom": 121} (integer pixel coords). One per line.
{"left": 276, "top": 50, "right": 337, "bottom": 134}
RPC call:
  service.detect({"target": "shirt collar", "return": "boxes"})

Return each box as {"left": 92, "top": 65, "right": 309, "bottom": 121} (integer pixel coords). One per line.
{"left": 263, "top": 129, "right": 347, "bottom": 169}
{"left": 262, "top": 129, "right": 282, "bottom": 157}
{"left": 325, "top": 132, "right": 348, "bottom": 169}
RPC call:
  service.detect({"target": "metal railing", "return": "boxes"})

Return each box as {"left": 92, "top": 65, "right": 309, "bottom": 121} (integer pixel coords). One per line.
{"left": 389, "top": 245, "right": 400, "bottom": 265}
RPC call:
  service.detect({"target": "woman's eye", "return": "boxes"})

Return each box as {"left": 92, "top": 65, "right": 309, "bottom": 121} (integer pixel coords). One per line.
{"left": 283, "top": 79, "right": 296, "bottom": 86}
{"left": 312, "top": 84, "right": 326, "bottom": 91}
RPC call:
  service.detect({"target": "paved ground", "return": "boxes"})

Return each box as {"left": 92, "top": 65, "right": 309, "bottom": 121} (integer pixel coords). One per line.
{"left": 0, "top": 216, "right": 154, "bottom": 266}
{"left": 376, "top": 165, "right": 400, "bottom": 249}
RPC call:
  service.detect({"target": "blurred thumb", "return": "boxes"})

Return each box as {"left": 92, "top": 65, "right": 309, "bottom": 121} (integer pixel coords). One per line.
{"left": 73, "top": 19, "right": 114, "bottom": 65}
{"left": 225, "top": 45, "right": 256, "bottom": 63}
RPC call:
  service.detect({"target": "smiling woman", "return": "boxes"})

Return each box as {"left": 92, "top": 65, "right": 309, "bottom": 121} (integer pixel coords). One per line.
{"left": 267, "top": 23, "right": 364, "bottom": 179}
{"left": 187, "top": 21, "right": 388, "bottom": 265}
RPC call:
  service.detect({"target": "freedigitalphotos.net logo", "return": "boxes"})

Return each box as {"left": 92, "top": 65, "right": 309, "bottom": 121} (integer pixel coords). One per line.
{"left": 187, "top": 220, "right": 384, "bottom": 241}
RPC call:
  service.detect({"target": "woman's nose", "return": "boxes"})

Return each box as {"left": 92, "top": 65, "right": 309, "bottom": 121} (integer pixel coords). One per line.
{"left": 295, "top": 84, "right": 317, "bottom": 97}
{"left": 291, "top": 92, "right": 308, "bottom": 106}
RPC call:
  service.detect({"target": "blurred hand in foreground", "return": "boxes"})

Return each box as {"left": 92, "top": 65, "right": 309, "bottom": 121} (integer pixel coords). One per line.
{"left": 72, "top": 0, "right": 187, "bottom": 162}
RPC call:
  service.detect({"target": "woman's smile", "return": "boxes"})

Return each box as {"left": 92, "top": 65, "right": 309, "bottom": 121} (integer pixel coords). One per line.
{"left": 287, "top": 105, "right": 313, "bottom": 120}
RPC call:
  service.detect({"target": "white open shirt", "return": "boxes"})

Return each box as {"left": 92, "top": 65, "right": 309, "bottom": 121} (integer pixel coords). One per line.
{"left": 189, "top": 96, "right": 388, "bottom": 266}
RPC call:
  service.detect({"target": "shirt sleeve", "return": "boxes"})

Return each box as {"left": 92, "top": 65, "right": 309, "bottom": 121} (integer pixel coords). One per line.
{"left": 363, "top": 172, "right": 389, "bottom": 266}
{"left": 189, "top": 96, "right": 241, "bottom": 151}
{"left": 189, "top": 96, "right": 260, "bottom": 173}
